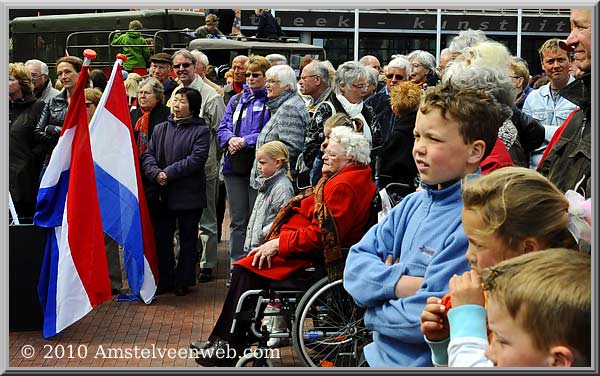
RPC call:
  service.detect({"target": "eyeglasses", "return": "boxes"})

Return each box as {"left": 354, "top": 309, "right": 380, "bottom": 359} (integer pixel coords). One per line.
{"left": 245, "top": 72, "right": 263, "bottom": 78}
{"left": 173, "top": 62, "right": 192, "bottom": 69}
{"left": 351, "top": 83, "right": 368, "bottom": 91}
{"left": 299, "top": 74, "right": 318, "bottom": 80}
{"left": 386, "top": 73, "right": 404, "bottom": 80}
{"left": 30, "top": 73, "right": 43, "bottom": 79}
{"left": 85, "top": 101, "right": 95, "bottom": 108}
{"left": 323, "top": 150, "right": 347, "bottom": 159}
{"left": 266, "top": 79, "right": 280, "bottom": 84}
{"left": 411, "top": 63, "right": 423, "bottom": 69}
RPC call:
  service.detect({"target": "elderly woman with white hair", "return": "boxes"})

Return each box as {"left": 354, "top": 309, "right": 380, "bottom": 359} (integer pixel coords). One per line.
{"left": 407, "top": 50, "right": 438, "bottom": 88}
{"left": 191, "top": 126, "right": 376, "bottom": 366}
{"left": 303, "top": 61, "right": 382, "bottom": 186}
{"left": 250, "top": 64, "right": 309, "bottom": 189}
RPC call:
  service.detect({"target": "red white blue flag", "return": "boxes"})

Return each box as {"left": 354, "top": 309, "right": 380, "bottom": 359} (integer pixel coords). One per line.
{"left": 89, "top": 59, "right": 158, "bottom": 304}
{"left": 35, "top": 56, "right": 111, "bottom": 339}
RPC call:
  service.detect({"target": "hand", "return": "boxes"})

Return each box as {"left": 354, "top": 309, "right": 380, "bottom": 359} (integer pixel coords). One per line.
{"left": 395, "top": 275, "right": 424, "bottom": 298}
{"left": 449, "top": 270, "right": 485, "bottom": 307}
{"left": 156, "top": 171, "right": 168, "bottom": 186}
{"left": 248, "top": 238, "right": 279, "bottom": 269}
{"left": 228, "top": 136, "right": 245, "bottom": 154}
{"left": 420, "top": 296, "right": 449, "bottom": 341}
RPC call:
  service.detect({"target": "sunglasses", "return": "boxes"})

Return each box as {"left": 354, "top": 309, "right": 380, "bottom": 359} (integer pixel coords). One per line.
{"left": 245, "top": 72, "right": 263, "bottom": 78}
{"left": 386, "top": 73, "right": 404, "bottom": 80}
{"left": 173, "top": 62, "right": 192, "bottom": 69}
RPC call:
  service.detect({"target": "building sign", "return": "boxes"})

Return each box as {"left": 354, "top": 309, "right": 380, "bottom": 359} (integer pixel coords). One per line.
{"left": 242, "top": 10, "right": 569, "bottom": 34}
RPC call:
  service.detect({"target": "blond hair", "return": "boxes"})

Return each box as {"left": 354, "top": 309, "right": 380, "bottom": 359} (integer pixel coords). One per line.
{"left": 84, "top": 88, "right": 103, "bottom": 106}
{"left": 257, "top": 141, "right": 292, "bottom": 181}
{"left": 509, "top": 58, "right": 530, "bottom": 91}
{"left": 324, "top": 113, "right": 363, "bottom": 134}
{"left": 462, "top": 167, "right": 575, "bottom": 251}
{"left": 9, "top": 62, "right": 34, "bottom": 96}
{"left": 481, "top": 249, "right": 590, "bottom": 366}
{"left": 246, "top": 55, "right": 271, "bottom": 75}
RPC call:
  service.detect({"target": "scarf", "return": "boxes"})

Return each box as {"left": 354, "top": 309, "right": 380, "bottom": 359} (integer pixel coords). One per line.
{"left": 134, "top": 109, "right": 150, "bottom": 155}
{"left": 233, "top": 80, "right": 244, "bottom": 93}
{"left": 336, "top": 93, "right": 371, "bottom": 143}
{"left": 264, "top": 172, "right": 344, "bottom": 281}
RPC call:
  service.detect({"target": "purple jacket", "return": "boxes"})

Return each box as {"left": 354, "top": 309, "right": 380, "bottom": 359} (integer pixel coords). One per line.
{"left": 141, "top": 115, "right": 210, "bottom": 210}
{"left": 217, "top": 84, "right": 270, "bottom": 175}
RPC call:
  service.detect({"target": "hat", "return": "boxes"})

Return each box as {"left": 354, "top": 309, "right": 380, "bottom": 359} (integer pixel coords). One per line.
{"left": 150, "top": 52, "right": 172, "bottom": 65}
{"left": 205, "top": 14, "right": 219, "bottom": 25}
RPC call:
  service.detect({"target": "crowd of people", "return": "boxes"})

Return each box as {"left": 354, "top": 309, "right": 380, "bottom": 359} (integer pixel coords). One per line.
{"left": 8, "top": 7, "right": 592, "bottom": 368}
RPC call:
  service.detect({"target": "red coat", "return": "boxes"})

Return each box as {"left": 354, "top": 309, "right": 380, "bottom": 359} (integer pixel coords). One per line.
{"left": 480, "top": 137, "right": 513, "bottom": 175}
{"left": 235, "top": 164, "right": 376, "bottom": 280}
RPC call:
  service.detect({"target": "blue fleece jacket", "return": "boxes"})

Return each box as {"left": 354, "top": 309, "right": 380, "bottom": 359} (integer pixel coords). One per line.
{"left": 343, "top": 177, "right": 472, "bottom": 367}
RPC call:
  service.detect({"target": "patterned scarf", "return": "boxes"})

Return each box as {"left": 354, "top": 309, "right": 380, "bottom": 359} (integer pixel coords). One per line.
{"left": 264, "top": 172, "right": 344, "bottom": 281}
{"left": 134, "top": 109, "right": 150, "bottom": 155}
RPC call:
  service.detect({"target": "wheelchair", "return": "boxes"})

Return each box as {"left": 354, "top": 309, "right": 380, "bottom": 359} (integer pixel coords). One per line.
{"left": 234, "top": 181, "right": 414, "bottom": 367}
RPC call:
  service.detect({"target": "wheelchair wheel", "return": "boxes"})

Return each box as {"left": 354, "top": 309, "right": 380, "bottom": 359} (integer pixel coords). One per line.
{"left": 235, "top": 350, "right": 274, "bottom": 367}
{"left": 292, "top": 276, "right": 369, "bottom": 367}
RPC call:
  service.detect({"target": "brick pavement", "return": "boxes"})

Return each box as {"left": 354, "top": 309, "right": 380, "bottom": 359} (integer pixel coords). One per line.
{"left": 8, "top": 217, "right": 304, "bottom": 368}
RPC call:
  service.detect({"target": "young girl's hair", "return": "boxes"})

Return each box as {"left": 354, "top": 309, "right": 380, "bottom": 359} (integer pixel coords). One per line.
{"left": 324, "top": 113, "right": 364, "bottom": 134}
{"left": 462, "top": 166, "right": 576, "bottom": 251}
{"left": 257, "top": 141, "right": 292, "bottom": 181}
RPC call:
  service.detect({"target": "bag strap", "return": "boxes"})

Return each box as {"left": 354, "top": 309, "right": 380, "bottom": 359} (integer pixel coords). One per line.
{"left": 232, "top": 94, "right": 243, "bottom": 136}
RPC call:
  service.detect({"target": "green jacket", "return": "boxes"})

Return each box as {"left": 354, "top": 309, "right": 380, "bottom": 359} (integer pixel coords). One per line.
{"left": 111, "top": 30, "right": 151, "bottom": 71}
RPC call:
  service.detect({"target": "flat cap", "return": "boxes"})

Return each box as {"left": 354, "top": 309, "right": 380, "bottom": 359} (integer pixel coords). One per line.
{"left": 150, "top": 52, "right": 172, "bottom": 65}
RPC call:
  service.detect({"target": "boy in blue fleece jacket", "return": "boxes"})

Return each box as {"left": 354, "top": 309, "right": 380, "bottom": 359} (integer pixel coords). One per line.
{"left": 343, "top": 81, "right": 507, "bottom": 367}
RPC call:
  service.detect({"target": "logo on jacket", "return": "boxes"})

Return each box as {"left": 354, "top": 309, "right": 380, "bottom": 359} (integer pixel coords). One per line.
{"left": 418, "top": 245, "right": 436, "bottom": 257}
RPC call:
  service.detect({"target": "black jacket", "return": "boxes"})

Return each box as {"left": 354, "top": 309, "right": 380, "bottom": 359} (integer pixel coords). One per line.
{"left": 365, "top": 91, "right": 394, "bottom": 142}
{"left": 130, "top": 102, "right": 171, "bottom": 141}
{"left": 256, "top": 11, "right": 283, "bottom": 39}
{"left": 34, "top": 90, "right": 68, "bottom": 164}
{"left": 538, "top": 73, "right": 591, "bottom": 198}
{"left": 9, "top": 94, "right": 46, "bottom": 219}
{"left": 511, "top": 106, "right": 545, "bottom": 154}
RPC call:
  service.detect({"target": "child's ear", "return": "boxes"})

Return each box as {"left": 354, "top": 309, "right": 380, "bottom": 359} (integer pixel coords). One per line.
{"left": 549, "top": 345, "right": 574, "bottom": 367}
{"left": 467, "top": 140, "right": 486, "bottom": 165}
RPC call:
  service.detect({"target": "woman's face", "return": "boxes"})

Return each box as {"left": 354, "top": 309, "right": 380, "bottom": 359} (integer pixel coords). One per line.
{"left": 245, "top": 68, "right": 266, "bottom": 91}
{"left": 56, "top": 62, "right": 80, "bottom": 92}
{"left": 266, "top": 75, "right": 287, "bottom": 99}
{"left": 172, "top": 93, "right": 192, "bottom": 118}
{"left": 409, "top": 59, "right": 429, "bottom": 85}
{"left": 137, "top": 84, "right": 159, "bottom": 112}
{"left": 340, "top": 79, "right": 367, "bottom": 104}
{"left": 85, "top": 99, "right": 97, "bottom": 123}
{"left": 322, "top": 139, "right": 352, "bottom": 177}
{"left": 8, "top": 75, "right": 22, "bottom": 98}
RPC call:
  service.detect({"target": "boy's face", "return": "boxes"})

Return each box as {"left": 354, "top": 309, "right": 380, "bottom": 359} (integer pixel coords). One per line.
{"left": 485, "top": 297, "right": 552, "bottom": 367}
{"left": 413, "top": 109, "right": 478, "bottom": 189}
{"left": 462, "top": 209, "right": 521, "bottom": 273}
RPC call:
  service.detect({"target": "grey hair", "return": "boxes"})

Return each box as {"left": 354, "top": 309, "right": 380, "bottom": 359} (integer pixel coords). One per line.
{"left": 333, "top": 61, "right": 368, "bottom": 95}
{"left": 191, "top": 49, "right": 209, "bottom": 66}
{"left": 387, "top": 56, "right": 411, "bottom": 76}
{"left": 138, "top": 76, "right": 165, "bottom": 104}
{"left": 172, "top": 49, "right": 196, "bottom": 65}
{"left": 329, "top": 126, "right": 371, "bottom": 165}
{"left": 25, "top": 59, "right": 49, "bottom": 75}
{"left": 266, "top": 53, "right": 287, "bottom": 65}
{"left": 308, "top": 61, "right": 330, "bottom": 86}
{"left": 443, "top": 61, "right": 514, "bottom": 120}
{"left": 448, "top": 28, "right": 489, "bottom": 54}
{"left": 407, "top": 50, "right": 436, "bottom": 72}
{"left": 440, "top": 47, "right": 452, "bottom": 58}
{"left": 459, "top": 40, "right": 512, "bottom": 71}
{"left": 365, "top": 66, "right": 379, "bottom": 85}
{"left": 266, "top": 64, "right": 297, "bottom": 92}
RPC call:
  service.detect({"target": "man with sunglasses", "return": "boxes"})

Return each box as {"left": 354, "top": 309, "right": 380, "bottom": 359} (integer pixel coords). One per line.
{"left": 24, "top": 59, "right": 60, "bottom": 104}
{"left": 365, "top": 56, "right": 411, "bottom": 141}
{"left": 168, "top": 49, "right": 226, "bottom": 284}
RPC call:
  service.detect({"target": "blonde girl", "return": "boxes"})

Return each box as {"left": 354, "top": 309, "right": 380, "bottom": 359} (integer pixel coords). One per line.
{"left": 421, "top": 167, "right": 585, "bottom": 367}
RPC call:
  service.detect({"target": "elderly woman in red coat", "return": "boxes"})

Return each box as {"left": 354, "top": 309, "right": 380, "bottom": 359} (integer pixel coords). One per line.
{"left": 191, "top": 126, "right": 376, "bottom": 367}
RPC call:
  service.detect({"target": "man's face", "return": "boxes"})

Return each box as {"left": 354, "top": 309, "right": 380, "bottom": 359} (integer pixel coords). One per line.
{"left": 565, "top": 9, "right": 592, "bottom": 72}
{"left": 541, "top": 48, "right": 571, "bottom": 87}
{"left": 231, "top": 57, "right": 247, "bottom": 84}
{"left": 26, "top": 63, "right": 48, "bottom": 91}
{"left": 150, "top": 62, "right": 172, "bottom": 84}
{"left": 385, "top": 67, "right": 408, "bottom": 89}
{"left": 193, "top": 55, "right": 207, "bottom": 78}
{"left": 298, "top": 64, "right": 321, "bottom": 97}
{"left": 172, "top": 54, "right": 195, "bottom": 86}
{"left": 365, "top": 57, "right": 381, "bottom": 73}
{"left": 438, "top": 53, "right": 453, "bottom": 78}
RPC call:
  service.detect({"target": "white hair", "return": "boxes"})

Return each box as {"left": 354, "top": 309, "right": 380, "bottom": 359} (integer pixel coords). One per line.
{"left": 407, "top": 50, "right": 436, "bottom": 72}
{"left": 365, "top": 66, "right": 379, "bottom": 85}
{"left": 387, "top": 56, "right": 411, "bottom": 76}
{"left": 25, "top": 59, "right": 49, "bottom": 75}
{"left": 448, "top": 29, "right": 489, "bottom": 54}
{"left": 191, "top": 49, "right": 209, "bottom": 66}
{"left": 266, "top": 53, "right": 287, "bottom": 65}
{"left": 266, "top": 64, "right": 297, "bottom": 92}
{"left": 329, "top": 126, "right": 371, "bottom": 165}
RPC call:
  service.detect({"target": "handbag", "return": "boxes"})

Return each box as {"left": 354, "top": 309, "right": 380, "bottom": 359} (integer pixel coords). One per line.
{"left": 228, "top": 97, "right": 267, "bottom": 176}
{"left": 144, "top": 124, "right": 168, "bottom": 207}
